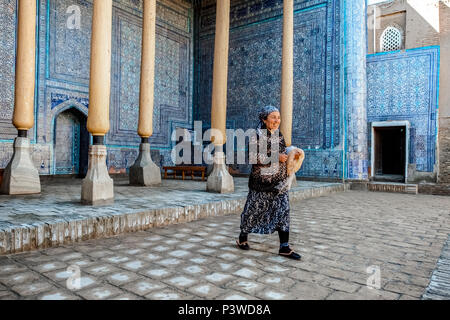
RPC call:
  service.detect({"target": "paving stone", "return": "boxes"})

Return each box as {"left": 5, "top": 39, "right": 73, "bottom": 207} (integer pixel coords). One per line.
{"left": 65, "top": 259, "right": 96, "bottom": 269}
{"left": 30, "top": 261, "right": 68, "bottom": 273}
{"left": 137, "top": 253, "right": 162, "bottom": 263}
{"left": 217, "top": 253, "right": 240, "bottom": 261}
{"left": 155, "top": 258, "right": 182, "bottom": 267}
{"left": 0, "top": 271, "right": 41, "bottom": 286}
{"left": 177, "top": 243, "right": 198, "bottom": 250}
{"left": 84, "top": 264, "right": 119, "bottom": 277}
{"left": 38, "top": 290, "right": 80, "bottom": 300}
{"left": 85, "top": 250, "right": 116, "bottom": 259}
{"left": 289, "top": 282, "right": 334, "bottom": 300}
{"left": 188, "top": 256, "right": 210, "bottom": 265}
{"left": 257, "top": 288, "right": 292, "bottom": 300}
{"left": 187, "top": 282, "right": 227, "bottom": 299}
{"left": 204, "top": 272, "right": 235, "bottom": 286}
{"left": 43, "top": 269, "right": 77, "bottom": 283}
{"left": 168, "top": 250, "right": 191, "bottom": 258}
{"left": 120, "top": 248, "right": 145, "bottom": 256}
{"left": 42, "top": 247, "right": 74, "bottom": 256}
{"left": 123, "top": 279, "right": 167, "bottom": 296}
{"left": 105, "top": 271, "right": 140, "bottom": 286}
{"left": 232, "top": 267, "right": 263, "bottom": 280}
{"left": 11, "top": 281, "right": 56, "bottom": 297}
{"left": 2, "top": 190, "right": 450, "bottom": 300}
{"left": 0, "top": 263, "right": 28, "bottom": 275}
{"left": 383, "top": 280, "right": 425, "bottom": 297}
{"left": 258, "top": 274, "right": 296, "bottom": 290}
{"left": 56, "top": 252, "right": 84, "bottom": 262}
{"left": 164, "top": 275, "right": 196, "bottom": 289}
{"left": 0, "top": 290, "right": 19, "bottom": 299}
{"left": 225, "top": 279, "right": 266, "bottom": 296}
{"left": 109, "top": 293, "right": 143, "bottom": 300}
{"left": 120, "top": 260, "right": 148, "bottom": 272}
{"left": 77, "top": 284, "right": 123, "bottom": 300}
{"left": 318, "top": 276, "right": 362, "bottom": 293}
{"left": 197, "top": 248, "right": 218, "bottom": 256}
{"left": 143, "top": 268, "right": 172, "bottom": 280}
{"left": 145, "top": 288, "right": 194, "bottom": 300}
{"left": 102, "top": 255, "right": 131, "bottom": 264}
{"left": 216, "top": 290, "right": 258, "bottom": 300}
{"left": 182, "top": 265, "right": 208, "bottom": 276}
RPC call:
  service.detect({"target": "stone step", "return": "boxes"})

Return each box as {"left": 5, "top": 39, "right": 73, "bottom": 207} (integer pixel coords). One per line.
{"left": 368, "top": 182, "right": 418, "bottom": 194}
{"left": 0, "top": 183, "right": 348, "bottom": 256}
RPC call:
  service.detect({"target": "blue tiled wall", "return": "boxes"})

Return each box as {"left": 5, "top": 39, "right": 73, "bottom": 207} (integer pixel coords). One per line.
{"left": 0, "top": 0, "right": 194, "bottom": 173}
{"left": 195, "top": 0, "right": 344, "bottom": 178}
{"left": 367, "top": 47, "right": 440, "bottom": 173}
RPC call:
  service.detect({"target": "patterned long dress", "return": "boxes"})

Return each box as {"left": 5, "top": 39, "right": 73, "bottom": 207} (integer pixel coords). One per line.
{"left": 240, "top": 128, "right": 290, "bottom": 234}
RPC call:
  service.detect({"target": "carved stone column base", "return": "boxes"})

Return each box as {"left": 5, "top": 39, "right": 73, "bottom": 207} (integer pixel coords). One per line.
{"left": 207, "top": 148, "right": 234, "bottom": 194}
{"left": 1, "top": 137, "right": 41, "bottom": 195}
{"left": 81, "top": 145, "right": 114, "bottom": 205}
{"left": 129, "top": 143, "right": 161, "bottom": 186}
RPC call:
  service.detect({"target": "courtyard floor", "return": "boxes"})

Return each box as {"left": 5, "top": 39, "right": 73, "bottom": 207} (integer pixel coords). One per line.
{"left": 0, "top": 190, "right": 449, "bottom": 300}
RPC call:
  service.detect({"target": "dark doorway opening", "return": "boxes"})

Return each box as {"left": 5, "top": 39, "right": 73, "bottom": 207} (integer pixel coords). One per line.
{"left": 373, "top": 126, "right": 406, "bottom": 182}
{"left": 54, "top": 108, "right": 89, "bottom": 178}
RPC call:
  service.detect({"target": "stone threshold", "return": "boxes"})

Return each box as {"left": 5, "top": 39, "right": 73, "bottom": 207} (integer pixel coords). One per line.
{"left": 0, "top": 183, "right": 349, "bottom": 255}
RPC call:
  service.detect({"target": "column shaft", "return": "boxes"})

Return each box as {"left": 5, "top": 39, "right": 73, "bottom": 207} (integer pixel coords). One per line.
{"left": 210, "top": 0, "right": 230, "bottom": 146}
{"left": 1, "top": 0, "right": 40, "bottom": 195}
{"left": 13, "top": 0, "right": 37, "bottom": 131}
{"left": 82, "top": 0, "right": 114, "bottom": 204}
{"left": 207, "top": 0, "right": 234, "bottom": 193}
{"left": 87, "top": 0, "right": 113, "bottom": 136}
{"left": 280, "top": 0, "right": 294, "bottom": 147}
{"left": 138, "top": 0, "right": 157, "bottom": 138}
{"left": 130, "top": 0, "right": 161, "bottom": 187}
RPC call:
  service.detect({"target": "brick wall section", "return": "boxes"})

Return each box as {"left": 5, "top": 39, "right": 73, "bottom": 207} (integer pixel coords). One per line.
{"left": 438, "top": 119, "right": 450, "bottom": 183}
{"left": 439, "top": 3, "right": 450, "bottom": 183}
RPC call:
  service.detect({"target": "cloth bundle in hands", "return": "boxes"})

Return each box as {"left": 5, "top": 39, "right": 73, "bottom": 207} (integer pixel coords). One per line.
{"left": 286, "top": 146, "right": 305, "bottom": 176}
{"left": 285, "top": 146, "right": 305, "bottom": 191}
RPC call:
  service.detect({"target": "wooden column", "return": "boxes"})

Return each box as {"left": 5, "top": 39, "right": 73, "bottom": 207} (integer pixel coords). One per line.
{"left": 1, "top": 0, "right": 41, "bottom": 195}
{"left": 207, "top": 0, "right": 234, "bottom": 193}
{"left": 87, "top": 0, "right": 113, "bottom": 138}
{"left": 280, "top": 0, "right": 294, "bottom": 147}
{"left": 210, "top": 0, "right": 230, "bottom": 146}
{"left": 129, "top": 0, "right": 161, "bottom": 186}
{"left": 81, "top": 0, "right": 114, "bottom": 205}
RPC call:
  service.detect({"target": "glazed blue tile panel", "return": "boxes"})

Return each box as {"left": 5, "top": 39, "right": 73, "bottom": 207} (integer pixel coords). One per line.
{"left": 342, "top": 0, "right": 368, "bottom": 180}
{"left": 195, "top": 0, "right": 342, "bottom": 178}
{"left": 367, "top": 47, "right": 439, "bottom": 172}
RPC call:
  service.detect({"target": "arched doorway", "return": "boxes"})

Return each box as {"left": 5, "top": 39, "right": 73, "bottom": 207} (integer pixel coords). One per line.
{"left": 54, "top": 108, "right": 89, "bottom": 178}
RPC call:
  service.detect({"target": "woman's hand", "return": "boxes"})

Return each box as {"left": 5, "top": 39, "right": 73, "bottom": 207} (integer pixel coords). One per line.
{"left": 294, "top": 149, "right": 305, "bottom": 160}
{"left": 279, "top": 154, "right": 288, "bottom": 163}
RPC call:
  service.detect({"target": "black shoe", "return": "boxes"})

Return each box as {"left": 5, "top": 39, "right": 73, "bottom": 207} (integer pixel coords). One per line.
{"left": 279, "top": 246, "right": 301, "bottom": 260}
{"left": 236, "top": 240, "right": 250, "bottom": 250}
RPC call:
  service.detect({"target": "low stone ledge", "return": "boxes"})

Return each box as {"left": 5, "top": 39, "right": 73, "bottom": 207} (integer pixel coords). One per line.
{"left": 0, "top": 183, "right": 347, "bottom": 255}
{"left": 418, "top": 183, "right": 450, "bottom": 196}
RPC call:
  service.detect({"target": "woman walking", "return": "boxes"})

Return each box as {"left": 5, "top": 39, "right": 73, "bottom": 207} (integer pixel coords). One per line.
{"left": 236, "top": 105, "right": 301, "bottom": 260}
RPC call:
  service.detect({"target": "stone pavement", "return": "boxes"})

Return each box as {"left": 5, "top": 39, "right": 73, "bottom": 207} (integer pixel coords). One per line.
{"left": 0, "top": 178, "right": 345, "bottom": 254}
{"left": 0, "top": 190, "right": 449, "bottom": 300}
{"left": 422, "top": 235, "right": 450, "bottom": 299}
